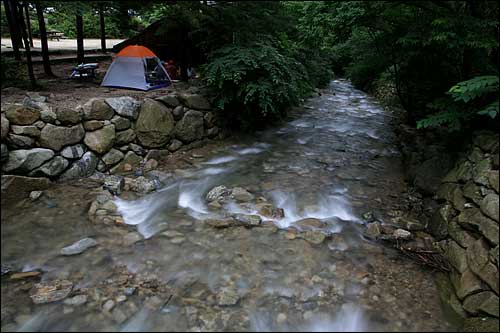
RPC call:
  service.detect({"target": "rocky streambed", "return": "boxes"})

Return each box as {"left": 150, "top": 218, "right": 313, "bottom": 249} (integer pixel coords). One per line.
{"left": 1, "top": 79, "right": 457, "bottom": 331}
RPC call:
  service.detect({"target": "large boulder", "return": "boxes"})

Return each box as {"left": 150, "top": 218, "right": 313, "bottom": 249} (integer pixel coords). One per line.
{"left": 458, "top": 208, "right": 499, "bottom": 246}
{"left": 5, "top": 105, "right": 40, "bottom": 125}
{"left": 29, "top": 156, "right": 69, "bottom": 177}
{"left": 60, "top": 152, "right": 98, "bottom": 180}
{"left": 115, "top": 129, "right": 136, "bottom": 145}
{"left": 56, "top": 107, "right": 82, "bottom": 125}
{"left": 174, "top": 110, "right": 204, "bottom": 143}
{"left": 178, "top": 94, "right": 211, "bottom": 110}
{"left": 11, "top": 125, "right": 40, "bottom": 137}
{"left": 136, "top": 98, "right": 175, "bottom": 148}
{"left": 2, "top": 148, "right": 54, "bottom": 173}
{"left": 467, "top": 238, "right": 499, "bottom": 294}
{"left": 1, "top": 113, "right": 9, "bottom": 139}
{"left": 7, "top": 134, "right": 35, "bottom": 149}
{"left": 40, "top": 123, "right": 85, "bottom": 151}
{"left": 81, "top": 98, "right": 114, "bottom": 120}
{"left": 105, "top": 96, "right": 140, "bottom": 119}
{"left": 22, "top": 97, "right": 56, "bottom": 123}
{"left": 61, "top": 144, "right": 86, "bottom": 159}
{"left": 84, "top": 124, "right": 115, "bottom": 154}
{"left": 102, "top": 148, "right": 124, "bottom": 166}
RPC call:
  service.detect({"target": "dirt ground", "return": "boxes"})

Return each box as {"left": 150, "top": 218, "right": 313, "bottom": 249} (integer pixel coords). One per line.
{"left": 1, "top": 60, "right": 196, "bottom": 111}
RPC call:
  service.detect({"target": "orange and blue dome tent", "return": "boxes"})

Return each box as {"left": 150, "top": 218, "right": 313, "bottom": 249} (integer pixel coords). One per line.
{"left": 101, "top": 45, "right": 172, "bottom": 91}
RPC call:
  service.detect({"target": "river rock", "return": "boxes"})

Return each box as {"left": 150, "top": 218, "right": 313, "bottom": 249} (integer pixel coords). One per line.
{"left": 156, "top": 95, "right": 180, "bottom": 108}
{"left": 111, "top": 151, "right": 142, "bottom": 173}
{"left": 61, "top": 144, "right": 86, "bottom": 159}
{"left": 5, "top": 105, "right": 40, "bottom": 125}
{"left": 102, "top": 149, "right": 124, "bottom": 166}
{"left": 40, "top": 123, "right": 85, "bottom": 151}
{"left": 105, "top": 96, "right": 141, "bottom": 119}
{"left": 115, "top": 129, "right": 136, "bottom": 145}
{"left": 174, "top": 110, "right": 204, "bottom": 143}
{"left": 364, "top": 222, "right": 381, "bottom": 239}
{"left": 56, "top": 107, "right": 82, "bottom": 124}
{"left": 206, "top": 185, "right": 231, "bottom": 202}
{"left": 83, "top": 120, "right": 104, "bottom": 131}
{"left": 29, "top": 156, "right": 69, "bottom": 177}
{"left": 30, "top": 280, "right": 73, "bottom": 304}
{"left": 60, "top": 151, "right": 98, "bottom": 180}
{"left": 103, "top": 175, "right": 125, "bottom": 195}
{"left": 124, "top": 176, "right": 155, "bottom": 193}
{"left": 256, "top": 203, "right": 285, "bottom": 219}
{"left": 1, "top": 113, "right": 10, "bottom": 139}
{"left": 61, "top": 237, "right": 98, "bottom": 255}
{"left": 231, "top": 187, "right": 254, "bottom": 202}
{"left": 2, "top": 148, "right": 54, "bottom": 173}
{"left": 64, "top": 295, "right": 88, "bottom": 306}
{"left": 168, "top": 139, "right": 183, "bottom": 152}
{"left": 178, "top": 94, "right": 211, "bottom": 110}
{"left": 84, "top": 124, "right": 115, "bottom": 154}
{"left": 216, "top": 287, "right": 239, "bottom": 306}
{"left": 234, "top": 214, "right": 261, "bottom": 226}
{"left": 82, "top": 98, "right": 114, "bottom": 120}
{"left": 34, "top": 120, "right": 45, "bottom": 129}
{"left": 7, "top": 134, "right": 34, "bottom": 148}
{"left": 203, "top": 112, "right": 216, "bottom": 128}
{"left": 123, "top": 232, "right": 143, "bottom": 246}
{"left": 172, "top": 105, "right": 184, "bottom": 120}
{"left": 467, "top": 240, "right": 499, "bottom": 294}
{"left": 394, "top": 216, "right": 425, "bottom": 231}
{"left": 480, "top": 194, "right": 499, "bottom": 222}
{"left": 144, "top": 159, "right": 158, "bottom": 171}
{"left": 205, "top": 218, "right": 236, "bottom": 228}
{"left": 111, "top": 115, "right": 131, "bottom": 130}
{"left": 11, "top": 125, "right": 40, "bottom": 137}
{"left": 300, "top": 230, "right": 326, "bottom": 245}
{"left": 136, "top": 98, "right": 174, "bottom": 148}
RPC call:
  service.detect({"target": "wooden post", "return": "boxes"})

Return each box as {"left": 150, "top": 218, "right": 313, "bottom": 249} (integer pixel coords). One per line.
{"left": 3, "top": 0, "right": 21, "bottom": 60}
{"left": 24, "top": 1, "right": 34, "bottom": 47}
{"left": 99, "top": 4, "right": 106, "bottom": 52}
{"left": 76, "top": 10, "right": 84, "bottom": 64}
{"left": 35, "top": 1, "right": 53, "bottom": 76}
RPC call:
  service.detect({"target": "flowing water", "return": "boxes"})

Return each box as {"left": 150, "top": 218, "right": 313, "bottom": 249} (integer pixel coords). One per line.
{"left": 1, "top": 79, "right": 454, "bottom": 332}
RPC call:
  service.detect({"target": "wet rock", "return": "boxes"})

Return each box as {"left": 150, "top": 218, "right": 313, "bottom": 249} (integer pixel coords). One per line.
{"left": 29, "top": 156, "right": 69, "bottom": 177}
{"left": 295, "top": 218, "right": 325, "bottom": 230}
{"left": 393, "top": 229, "right": 413, "bottom": 240}
{"left": 5, "top": 104, "right": 40, "bottom": 125}
{"left": 463, "top": 291, "right": 499, "bottom": 317}
{"left": 136, "top": 98, "right": 175, "bottom": 148}
{"left": 231, "top": 187, "right": 254, "bottom": 202}
{"left": 56, "top": 107, "right": 82, "bottom": 125}
{"left": 115, "top": 129, "right": 136, "bottom": 145}
{"left": 178, "top": 94, "right": 211, "bottom": 111}
{"left": 124, "top": 176, "right": 156, "bottom": 193}
{"left": 206, "top": 185, "right": 231, "bottom": 202}
{"left": 84, "top": 124, "right": 115, "bottom": 154}
{"left": 458, "top": 208, "right": 498, "bottom": 246}
{"left": 111, "top": 115, "right": 131, "bottom": 130}
{"left": 0, "top": 144, "right": 8, "bottom": 162}
{"left": 285, "top": 231, "right": 296, "bottom": 240}
{"left": 1, "top": 113, "right": 9, "bottom": 139}
{"left": 64, "top": 295, "right": 88, "bottom": 306}
{"left": 129, "top": 143, "right": 147, "bottom": 156}
{"left": 300, "top": 230, "right": 326, "bottom": 245}
{"left": 61, "top": 237, "right": 98, "bottom": 255}
{"left": 29, "top": 190, "right": 43, "bottom": 201}
{"left": 61, "top": 144, "right": 86, "bottom": 159}
{"left": 480, "top": 194, "right": 499, "bottom": 222}
{"left": 467, "top": 239, "right": 499, "bottom": 294}
{"left": 30, "top": 280, "right": 73, "bottom": 304}
{"left": 216, "top": 288, "right": 239, "bottom": 306}
{"left": 102, "top": 149, "right": 124, "bottom": 166}
{"left": 451, "top": 269, "right": 485, "bottom": 300}
{"left": 256, "top": 203, "right": 285, "bottom": 219}
{"left": 103, "top": 175, "right": 125, "bottom": 195}
{"left": 168, "top": 139, "right": 183, "bottom": 152}
{"left": 144, "top": 159, "right": 158, "bottom": 171}
{"left": 441, "top": 239, "right": 468, "bottom": 273}
{"left": 364, "top": 222, "right": 381, "bottom": 239}
{"left": 234, "top": 214, "right": 261, "bottom": 226}
{"left": 105, "top": 96, "right": 141, "bottom": 119}
{"left": 205, "top": 218, "right": 235, "bottom": 228}
{"left": 124, "top": 232, "right": 143, "bottom": 245}
{"left": 448, "top": 219, "right": 476, "bottom": 249}
{"left": 174, "top": 110, "right": 204, "bottom": 143}
{"left": 2, "top": 148, "right": 54, "bottom": 173}
{"left": 81, "top": 98, "right": 114, "bottom": 120}
{"left": 40, "top": 123, "right": 85, "bottom": 151}
{"left": 111, "top": 151, "right": 142, "bottom": 173}
{"left": 7, "top": 134, "right": 34, "bottom": 148}
{"left": 156, "top": 95, "right": 180, "bottom": 108}
{"left": 103, "top": 299, "right": 115, "bottom": 312}
{"left": 11, "top": 125, "right": 40, "bottom": 137}
{"left": 171, "top": 237, "right": 186, "bottom": 244}
{"left": 362, "top": 211, "right": 375, "bottom": 222}
{"left": 60, "top": 151, "right": 98, "bottom": 180}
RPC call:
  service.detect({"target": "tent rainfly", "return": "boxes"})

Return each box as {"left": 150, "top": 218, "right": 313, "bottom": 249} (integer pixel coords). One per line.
{"left": 101, "top": 45, "right": 172, "bottom": 91}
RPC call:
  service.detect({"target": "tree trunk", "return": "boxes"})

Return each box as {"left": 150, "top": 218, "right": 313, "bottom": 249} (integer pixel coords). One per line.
{"left": 3, "top": 0, "right": 21, "bottom": 60}
{"left": 35, "top": 1, "right": 53, "bottom": 76}
{"left": 99, "top": 4, "right": 106, "bottom": 52}
{"left": 24, "top": 1, "right": 33, "bottom": 47}
{"left": 16, "top": 1, "right": 29, "bottom": 49}
{"left": 16, "top": 0, "right": 36, "bottom": 87}
{"left": 76, "top": 12, "right": 84, "bottom": 64}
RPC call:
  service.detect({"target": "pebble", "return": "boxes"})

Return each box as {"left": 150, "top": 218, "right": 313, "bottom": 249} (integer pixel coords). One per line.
{"left": 29, "top": 191, "right": 43, "bottom": 201}
{"left": 103, "top": 299, "right": 115, "bottom": 312}
{"left": 276, "top": 313, "right": 287, "bottom": 324}
{"left": 61, "top": 238, "right": 98, "bottom": 256}
{"left": 116, "top": 295, "right": 127, "bottom": 303}
{"left": 64, "top": 294, "right": 88, "bottom": 306}
{"left": 124, "top": 287, "right": 136, "bottom": 296}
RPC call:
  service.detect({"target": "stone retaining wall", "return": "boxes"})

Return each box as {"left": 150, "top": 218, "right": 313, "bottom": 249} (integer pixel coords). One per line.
{"left": 0, "top": 92, "right": 220, "bottom": 180}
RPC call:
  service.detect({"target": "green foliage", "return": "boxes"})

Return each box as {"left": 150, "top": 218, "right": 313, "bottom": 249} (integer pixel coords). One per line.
{"left": 203, "top": 42, "right": 312, "bottom": 130}
{"left": 1, "top": 56, "right": 28, "bottom": 88}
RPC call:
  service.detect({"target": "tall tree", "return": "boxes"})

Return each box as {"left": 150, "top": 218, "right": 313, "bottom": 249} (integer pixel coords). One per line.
{"left": 17, "top": 0, "right": 36, "bottom": 87}
{"left": 76, "top": 10, "right": 84, "bottom": 64}
{"left": 99, "top": 3, "right": 106, "bottom": 52}
{"left": 15, "top": 0, "right": 29, "bottom": 49}
{"left": 24, "top": 1, "right": 33, "bottom": 47}
{"left": 3, "top": 0, "right": 21, "bottom": 60}
{"left": 35, "top": 1, "right": 53, "bottom": 76}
